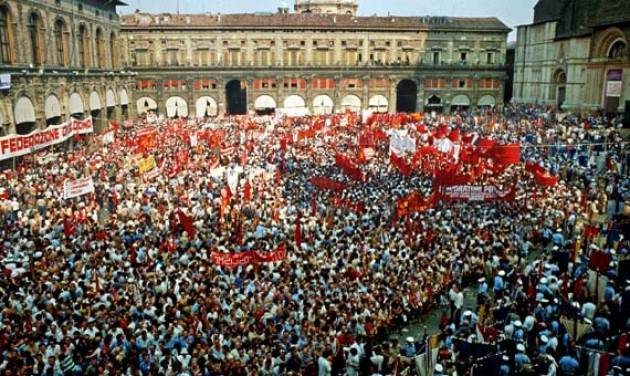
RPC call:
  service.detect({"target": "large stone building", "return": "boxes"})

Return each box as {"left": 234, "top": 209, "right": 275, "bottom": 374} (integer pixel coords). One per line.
{"left": 512, "top": 0, "right": 630, "bottom": 114}
{"left": 120, "top": 0, "right": 510, "bottom": 118}
{"left": 0, "top": 0, "right": 135, "bottom": 137}
{"left": 0, "top": 0, "right": 510, "bottom": 138}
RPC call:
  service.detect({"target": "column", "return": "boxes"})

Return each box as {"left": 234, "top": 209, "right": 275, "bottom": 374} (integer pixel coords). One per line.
{"left": 217, "top": 78, "right": 226, "bottom": 115}
{"left": 334, "top": 38, "right": 342, "bottom": 65}
{"left": 362, "top": 76, "right": 369, "bottom": 112}
{"left": 389, "top": 80, "right": 397, "bottom": 114}
{"left": 246, "top": 78, "right": 254, "bottom": 113}
{"left": 306, "top": 36, "right": 313, "bottom": 65}
{"left": 333, "top": 75, "right": 341, "bottom": 113}
{"left": 305, "top": 77, "right": 313, "bottom": 113}
{"left": 187, "top": 78, "right": 194, "bottom": 115}
{"left": 416, "top": 78, "right": 425, "bottom": 113}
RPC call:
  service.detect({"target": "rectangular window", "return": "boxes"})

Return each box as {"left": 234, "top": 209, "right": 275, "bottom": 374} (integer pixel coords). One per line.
{"left": 486, "top": 52, "right": 493, "bottom": 64}
{"left": 433, "top": 51, "right": 440, "bottom": 65}
{"left": 460, "top": 52, "right": 467, "bottom": 62}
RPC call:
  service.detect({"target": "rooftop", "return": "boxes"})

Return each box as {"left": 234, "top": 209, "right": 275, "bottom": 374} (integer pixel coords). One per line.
{"left": 121, "top": 12, "right": 511, "bottom": 32}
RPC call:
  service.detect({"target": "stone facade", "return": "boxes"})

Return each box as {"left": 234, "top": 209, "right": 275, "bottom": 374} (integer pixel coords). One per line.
{"left": 120, "top": 6, "right": 510, "bottom": 118}
{"left": 0, "top": 0, "right": 134, "bottom": 136}
{"left": 0, "top": 0, "right": 510, "bottom": 135}
{"left": 512, "top": 0, "right": 630, "bottom": 113}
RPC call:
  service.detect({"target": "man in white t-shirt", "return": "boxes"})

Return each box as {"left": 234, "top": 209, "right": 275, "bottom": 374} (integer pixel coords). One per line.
{"left": 318, "top": 349, "right": 332, "bottom": 376}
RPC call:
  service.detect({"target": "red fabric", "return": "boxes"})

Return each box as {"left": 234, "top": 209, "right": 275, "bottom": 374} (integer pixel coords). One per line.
{"left": 397, "top": 191, "right": 439, "bottom": 217}
{"left": 492, "top": 144, "right": 521, "bottom": 165}
{"left": 222, "top": 186, "right": 232, "bottom": 207}
{"left": 243, "top": 180, "right": 252, "bottom": 201}
{"left": 210, "top": 244, "right": 287, "bottom": 267}
{"left": 390, "top": 154, "right": 412, "bottom": 176}
{"left": 598, "top": 353, "right": 610, "bottom": 376}
{"left": 177, "top": 209, "right": 196, "bottom": 238}
{"left": 477, "top": 138, "right": 497, "bottom": 157}
{"left": 311, "top": 176, "right": 346, "bottom": 191}
{"left": 526, "top": 162, "right": 558, "bottom": 187}
{"left": 588, "top": 249, "right": 611, "bottom": 273}
{"left": 448, "top": 128, "right": 461, "bottom": 142}
{"left": 583, "top": 225, "right": 599, "bottom": 240}
{"left": 332, "top": 196, "right": 365, "bottom": 213}
{"left": 63, "top": 216, "right": 76, "bottom": 237}
{"left": 618, "top": 334, "right": 628, "bottom": 354}
{"left": 335, "top": 153, "right": 364, "bottom": 181}
{"left": 434, "top": 163, "right": 473, "bottom": 187}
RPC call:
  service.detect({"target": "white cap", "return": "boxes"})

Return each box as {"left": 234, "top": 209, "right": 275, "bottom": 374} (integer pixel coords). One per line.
{"left": 540, "top": 335, "right": 549, "bottom": 343}
{"left": 406, "top": 336, "right": 415, "bottom": 343}
{"left": 498, "top": 270, "right": 506, "bottom": 277}
{"left": 516, "top": 343, "right": 525, "bottom": 352}
{"left": 435, "top": 364, "right": 444, "bottom": 372}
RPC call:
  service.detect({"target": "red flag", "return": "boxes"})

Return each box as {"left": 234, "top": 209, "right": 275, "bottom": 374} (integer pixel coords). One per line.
{"left": 243, "top": 180, "right": 252, "bottom": 202}
{"left": 177, "top": 209, "right": 196, "bottom": 238}
{"left": 63, "top": 215, "right": 76, "bottom": 237}
{"left": 222, "top": 186, "right": 232, "bottom": 207}
{"left": 295, "top": 211, "right": 302, "bottom": 249}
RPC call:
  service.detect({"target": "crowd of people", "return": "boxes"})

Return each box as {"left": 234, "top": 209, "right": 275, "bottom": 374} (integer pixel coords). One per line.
{"left": 0, "top": 104, "right": 628, "bottom": 376}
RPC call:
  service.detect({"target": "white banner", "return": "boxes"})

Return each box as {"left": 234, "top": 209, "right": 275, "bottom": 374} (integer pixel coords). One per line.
{"left": 389, "top": 130, "right": 417, "bottom": 156}
{"left": 0, "top": 117, "right": 93, "bottom": 161}
{"left": 63, "top": 177, "right": 95, "bottom": 200}
{"left": 606, "top": 81, "right": 622, "bottom": 97}
{"left": 0, "top": 74, "right": 10, "bottom": 90}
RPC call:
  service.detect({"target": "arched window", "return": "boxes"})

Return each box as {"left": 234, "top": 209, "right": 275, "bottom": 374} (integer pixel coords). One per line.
{"left": 608, "top": 40, "right": 626, "bottom": 59}
{"left": 28, "top": 12, "right": 44, "bottom": 65}
{"left": 95, "top": 28, "right": 105, "bottom": 68}
{"left": 110, "top": 32, "right": 117, "bottom": 68}
{"left": 78, "top": 24, "right": 89, "bottom": 67}
{"left": 0, "top": 7, "right": 13, "bottom": 64}
{"left": 54, "top": 19, "right": 69, "bottom": 66}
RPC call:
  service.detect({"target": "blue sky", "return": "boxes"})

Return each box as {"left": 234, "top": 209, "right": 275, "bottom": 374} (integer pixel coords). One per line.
{"left": 120, "top": 0, "right": 538, "bottom": 41}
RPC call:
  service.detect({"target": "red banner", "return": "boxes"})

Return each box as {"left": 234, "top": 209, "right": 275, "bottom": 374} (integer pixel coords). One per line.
{"left": 440, "top": 185, "right": 516, "bottom": 202}
{"left": 526, "top": 162, "right": 558, "bottom": 187}
{"left": 390, "top": 154, "right": 412, "bottom": 176}
{"left": 434, "top": 163, "right": 473, "bottom": 187}
{"left": 588, "top": 249, "right": 611, "bottom": 273}
{"left": 333, "top": 195, "right": 365, "bottom": 213}
{"left": 492, "top": 144, "right": 521, "bottom": 165}
{"left": 397, "top": 191, "right": 439, "bottom": 217}
{"left": 210, "top": 244, "right": 287, "bottom": 268}
{"left": 311, "top": 176, "right": 346, "bottom": 191}
{"left": 335, "top": 153, "right": 364, "bottom": 181}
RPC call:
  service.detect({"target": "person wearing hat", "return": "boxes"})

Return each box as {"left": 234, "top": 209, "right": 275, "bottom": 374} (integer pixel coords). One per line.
{"left": 402, "top": 337, "right": 417, "bottom": 358}
{"left": 514, "top": 343, "right": 531, "bottom": 373}
{"left": 477, "top": 276, "right": 488, "bottom": 307}
{"left": 434, "top": 363, "right": 445, "bottom": 376}
{"left": 558, "top": 352, "right": 579, "bottom": 376}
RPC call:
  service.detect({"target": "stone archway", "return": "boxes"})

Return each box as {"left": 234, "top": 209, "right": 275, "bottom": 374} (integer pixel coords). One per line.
{"left": 552, "top": 69, "right": 567, "bottom": 108}
{"left": 396, "top": 79, "right": 417, "bottom": 113}
{"left": 165, "top": 96, "right": 188, "bottom": 118}
{"left": 225, "top": 80, "right": 247, "bottom": 115}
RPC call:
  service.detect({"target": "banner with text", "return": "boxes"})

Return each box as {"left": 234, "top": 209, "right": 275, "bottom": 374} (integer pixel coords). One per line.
{"left": 0, "top": 117, "right": 93, "bottom": 161}
{"left": 63, "top": 177, "right": 95, "bottom": 200}
{"left": 210, "top": 244, "right": 287, "bottom": 268}
{"left": 440, "top": 185, "right": 516, "bottom": 202}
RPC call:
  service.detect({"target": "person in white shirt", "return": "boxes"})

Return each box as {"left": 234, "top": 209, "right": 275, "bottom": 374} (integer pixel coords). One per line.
{"left": 318, "top": 350, "right": 332, "bottom": 376}
{"left": 345, "top": 347, "right": 360, "bottom": 376}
